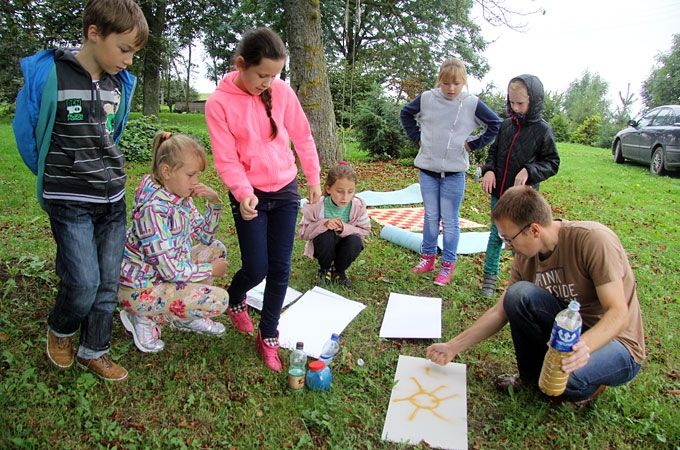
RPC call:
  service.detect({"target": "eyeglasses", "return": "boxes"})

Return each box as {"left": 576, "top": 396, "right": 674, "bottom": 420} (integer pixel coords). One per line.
{"left": 499, "top": 223, "right": 531, "bottom": 245}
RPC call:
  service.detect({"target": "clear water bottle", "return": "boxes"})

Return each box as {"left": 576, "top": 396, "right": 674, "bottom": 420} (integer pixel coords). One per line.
{"left": 474, "top": 165, "right": 482, "bottom": 182}
{"left": 539, "top": 300, "right": 582, "bottom": 396}
{"left": 319, "top": 333, "right": 340, "bottom": 366}
{"left": 288, "top": 341, "right": 307, "bottom": 391}
{"left": 306, "top": 360, "right": 333, "bottom": 391}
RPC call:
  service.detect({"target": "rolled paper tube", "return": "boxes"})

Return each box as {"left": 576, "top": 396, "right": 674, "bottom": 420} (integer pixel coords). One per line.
{"left": 379, "top": 224, "right": 423, "bottom": 253}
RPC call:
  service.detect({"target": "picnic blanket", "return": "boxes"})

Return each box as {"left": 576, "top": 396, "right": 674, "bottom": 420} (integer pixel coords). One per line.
{"left": 379, "top": 224, "right": 490, "bottom": 255}
{"left": 368, "top": 207, "right": 484, "bottom": 232}
{"left": 355, "top": 183, "right": 422, "bottom": 207}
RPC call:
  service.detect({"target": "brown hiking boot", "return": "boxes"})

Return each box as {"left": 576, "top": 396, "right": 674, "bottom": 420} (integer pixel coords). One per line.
{"left": 46, "top": 329, "right": 74, "bottom": 369}
{"left": 77, "top": 354, "right": 128, "bottom": 381}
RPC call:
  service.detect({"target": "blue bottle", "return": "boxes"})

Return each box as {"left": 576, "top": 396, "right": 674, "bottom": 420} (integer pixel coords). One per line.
{"left": 305, "top": 360, "right": 332, "bottom": 391}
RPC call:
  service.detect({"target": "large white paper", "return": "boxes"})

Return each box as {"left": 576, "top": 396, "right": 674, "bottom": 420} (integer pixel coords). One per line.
{"left": 379, "top": 293, "right": 441, "bottom": 339}
{"left": 382, "top": 355, "right": 467, "bottom": 450}
{"left": 245, "top": 279, "right": 303, "bottom": 311}
{"left": 277, "top": 286, "right": 366, "bottom": 358}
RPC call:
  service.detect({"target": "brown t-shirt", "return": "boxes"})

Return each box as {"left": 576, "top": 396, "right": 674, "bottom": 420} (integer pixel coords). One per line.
{"left": 510, "top": 221, "right": 646, "bottom": 363}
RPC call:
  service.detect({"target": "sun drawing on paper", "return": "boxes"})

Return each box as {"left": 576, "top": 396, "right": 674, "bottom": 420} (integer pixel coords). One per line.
{"left": 391, "top": 370, "right": 460, "bottom": 422}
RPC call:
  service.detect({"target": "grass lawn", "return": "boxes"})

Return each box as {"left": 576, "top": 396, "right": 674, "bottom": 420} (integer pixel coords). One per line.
{"left": 1, "top": 115, "right": 679, "bottom": 449}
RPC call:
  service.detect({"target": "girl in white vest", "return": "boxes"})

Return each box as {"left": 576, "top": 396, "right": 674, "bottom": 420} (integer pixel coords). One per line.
{"left": 401, "top": 58, "right": 501, "bottom": 285}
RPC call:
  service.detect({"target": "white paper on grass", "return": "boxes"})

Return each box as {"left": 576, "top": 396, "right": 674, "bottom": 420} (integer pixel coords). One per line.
{"left": 277, "top": 286, "right": 365, "bottom": 358}
{"left": 245, "top": 279, "right": 303, "bottom": 311}
{"left": 382, "top": 355, "right": 467, "bottom": 450}
{"left": 379, "top": 293, "right": 441, "bottom": 339}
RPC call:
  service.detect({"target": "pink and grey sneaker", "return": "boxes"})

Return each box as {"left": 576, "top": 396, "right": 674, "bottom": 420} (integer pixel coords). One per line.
{"left": 227, "top": 300, "right": 254, "bottom": 334}
{"left": 256, "top": 330, "right": 282, "bottom": 372}
{"left": 433, "top": 261, "right": 456, "bottom": 286}
{"left": 411, "top": 254, "right": 436, "bottom": 273}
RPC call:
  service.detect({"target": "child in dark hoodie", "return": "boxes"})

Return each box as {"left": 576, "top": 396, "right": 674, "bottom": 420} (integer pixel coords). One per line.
{"left": 479, "top": 75, "right": 560, "bottom": 297}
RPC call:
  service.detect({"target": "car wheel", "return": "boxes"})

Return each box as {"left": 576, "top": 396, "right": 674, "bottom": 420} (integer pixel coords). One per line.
{"left": 650, "top": 147, "right": 666, "bottom": 175}
{"left": 613, "top": 140, "right": 624, "bottom": 164}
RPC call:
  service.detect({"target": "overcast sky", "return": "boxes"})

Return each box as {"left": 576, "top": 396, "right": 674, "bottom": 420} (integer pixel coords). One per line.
{"left": 467, "top": 0, "right": 680, "bottom": 115}
{"left": 195, "top": 0, "right": 678, "bottom": 115}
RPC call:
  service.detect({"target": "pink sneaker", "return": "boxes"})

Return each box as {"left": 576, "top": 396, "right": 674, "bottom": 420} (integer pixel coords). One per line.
{"left": 256, "top": 330, "right": 282, "bottom": 372}
{"left": 411, "top": 254, "right": 436, "bottom": 273}
{"left": 227, "top": 301, "right": 254, "bottom": 334}
{"left": 434, "top": 261, "right": 456, "bottom": 286}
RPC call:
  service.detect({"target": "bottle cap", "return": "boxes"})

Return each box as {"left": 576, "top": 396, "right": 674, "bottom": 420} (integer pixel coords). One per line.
{"left": 568, "top": 300, "right": 580, "bottom": 311}
{"left": 295, "top": 342, "right": 304, "bottom": 350}
{"left": 331, "top": 333, "right": 339, "bottom": 340}
{"left": 309, "top": 360, "right": 325, "bottom": 371}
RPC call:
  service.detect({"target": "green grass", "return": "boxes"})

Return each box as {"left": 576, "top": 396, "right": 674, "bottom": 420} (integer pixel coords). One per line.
{"left": 1, "top": 115, "right": 679, "bottom": 448}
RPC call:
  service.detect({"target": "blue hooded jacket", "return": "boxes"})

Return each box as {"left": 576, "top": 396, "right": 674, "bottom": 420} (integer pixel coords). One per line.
{"left": 12, "top": 49, "right": 136, "bottom": 208}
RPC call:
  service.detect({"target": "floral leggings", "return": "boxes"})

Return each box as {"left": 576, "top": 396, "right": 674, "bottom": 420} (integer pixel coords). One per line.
{"left": 118, "top": 241, "right": 229, "bottom": 324}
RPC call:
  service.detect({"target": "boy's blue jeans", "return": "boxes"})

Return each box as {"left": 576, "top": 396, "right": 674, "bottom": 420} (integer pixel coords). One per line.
{"left": 45, "top": 199, "right": 126, "bottom": 359}
{"left": 419, "top": 170, "right": 465, "bottom": 263}
{"left": 503, "top": 281, "right": 641, "bottom": 401}
{"left": 227, "top": 196, "right": 299, "bottom": 339}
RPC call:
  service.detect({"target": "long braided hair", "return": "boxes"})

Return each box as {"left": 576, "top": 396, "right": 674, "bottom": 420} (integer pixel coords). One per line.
{"left": 234, "top": 27, "right": 287, "bottom": 139}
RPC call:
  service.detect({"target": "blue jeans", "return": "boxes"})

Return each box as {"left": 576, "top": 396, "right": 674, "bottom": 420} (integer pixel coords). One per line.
{"left": 46, "top": 199, "right": 126, "bottom": 358}
{"left": 419, "top": 170, "right": 465, "bottom": 263}
{"left": 483, "top": 195, "right": 504, "bottom": 276}
{"left": 503, "top": 281, "right": 641, "bottom": 401}
{"left": 228, "top": 196, "right": 299, "bottom": 338}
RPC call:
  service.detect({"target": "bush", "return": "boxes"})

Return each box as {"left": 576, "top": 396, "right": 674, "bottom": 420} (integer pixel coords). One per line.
{"left": 352, "top": 95, "right": 411, "bottom": 160}
{"left": 119, "top": 115, "right": 212, "bottom": 163}
{"left": 549, "top": 114, "right": 571, "bottom": 142}
{"left": 0, "top": 101, "right": 15, "bottom": 118}
{"left": 570, "top": 114, "right": 602, "bottom": 147}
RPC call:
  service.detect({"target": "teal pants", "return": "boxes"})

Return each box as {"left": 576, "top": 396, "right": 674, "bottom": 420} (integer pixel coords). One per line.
{"left": 483, "top": 195, "right": 504, "bottom": 276}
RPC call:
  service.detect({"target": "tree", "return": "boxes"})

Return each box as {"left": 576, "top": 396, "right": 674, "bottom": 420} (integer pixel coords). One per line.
{"left": 284, "top": 0, "right": 340, "bottom": 167}
{"left": 642, "top": 34, "right": 680, "bottom": 108}
{"left": 563, "top": 70, "right": 610, "bottom": 127}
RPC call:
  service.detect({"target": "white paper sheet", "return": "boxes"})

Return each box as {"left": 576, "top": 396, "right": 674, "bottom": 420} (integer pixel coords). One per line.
{"left": 379, "top": 293, "right": 441, "bottom": 339}
{"left": 277, "top": 286, "right": 366, "bottom": 358}
{"left": 245, "top": 279, "right": 303, "bottom": 311}
{"left": 382, "top": 355, "right": 467, "bottom": 450}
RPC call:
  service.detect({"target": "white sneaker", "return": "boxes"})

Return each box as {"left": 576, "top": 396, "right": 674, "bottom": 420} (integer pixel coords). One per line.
{"left": 170, "top": 318, "right": 225, "bottom": 335}
{"left": 119, "top": 310, "right": 165, "bottom": 353}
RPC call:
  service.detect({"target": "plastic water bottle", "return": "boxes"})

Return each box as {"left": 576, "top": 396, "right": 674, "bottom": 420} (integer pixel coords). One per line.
{"left": 305, "top": 360, "right": 333, "bottom": 391}
{"left": 319, "top": 333, "right": 340, "bottom": 366}
{"left": 288, "top": 342, "right": 307, "bottom": 391}
{"left": 474, "top": 165, "right": 482, "bottom": 182}
{"left": 539, "top": 300, "right": 582, "bottom": 396}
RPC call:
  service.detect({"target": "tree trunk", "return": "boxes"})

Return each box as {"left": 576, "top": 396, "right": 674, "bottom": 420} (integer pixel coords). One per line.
{"left": 140, "top": 0, "right": 166, "bottom": 116}
{"left": 185, "top": 43, "right": 191, "bottom": 112}
{"left": 284, "top": 0, "right": 340, "bottom": 168}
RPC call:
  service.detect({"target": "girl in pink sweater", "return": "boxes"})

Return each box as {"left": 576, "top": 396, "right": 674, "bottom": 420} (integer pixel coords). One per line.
{"left": 205, "top": 28, "right": 321, "bottom": 372}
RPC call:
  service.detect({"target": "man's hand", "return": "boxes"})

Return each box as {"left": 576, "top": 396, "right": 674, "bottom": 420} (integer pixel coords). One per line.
{"left": 513, "top": 168, "right": 529, "bottom": 186}
{"left": 426, "top": 342, "right": 457, "bottom": 366}
{"left": 561, "top": 340, "right": 591, "bottom": 373}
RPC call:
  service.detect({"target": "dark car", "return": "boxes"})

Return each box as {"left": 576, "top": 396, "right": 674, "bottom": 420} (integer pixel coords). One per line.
{"left": 612, "top": 104, "right": 680, "bottom": 175}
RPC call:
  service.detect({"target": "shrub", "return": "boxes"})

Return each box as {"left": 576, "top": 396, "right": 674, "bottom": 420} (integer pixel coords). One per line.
{"left": 352, "top": 95, "right": 410, "bottom": 160}
{"left": 0, "top": 101, "right": 15, "bottom": 118}
{"left": 119, "top": 115, "right": 212, "bottom": 163}
{"left": 570, "top": 114, "right": 602, "bottom": 146}
{"left": 549, "top": 114, "right": 571, "bottom": 142}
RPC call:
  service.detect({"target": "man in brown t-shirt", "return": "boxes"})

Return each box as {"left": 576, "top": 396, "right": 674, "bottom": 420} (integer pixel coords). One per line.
{"left": 427, "top": 186, "right": 644, "bottom": 404}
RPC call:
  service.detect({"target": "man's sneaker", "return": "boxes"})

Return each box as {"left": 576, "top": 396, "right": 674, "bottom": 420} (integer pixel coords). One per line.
{"left": 119, "top": 310, "right": 165, "bottom": 353}
{"left": 480, "top": 273, "right": 498, "bottom": 297}
{"left": 171, "top": 318, "right": 226, "bottom": 335}
{"left": 227, "top": 300, "right": 254, "bottom": 334}
{"left": 256, "top": 330, "right": 282, "bottom": 372}
{"left": 46, "top": 329, "right": 74, "bottom": 369}
{"left": 433, "top": 261, "right": 456, "bottom": 286}
{"left": 411, "top": 254, "right": 436, "bottom": 273}
{"left": 333, "top": 272, "right": 353, "bottom": 288}
{"left": 318, "top": 268, "right": 333, "bottom": 286}
{"left": 571, "top": 385, "right": 607, "bottom": 408}
{"left": 77, "top": 354, "right": 128, "bottom": 381}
